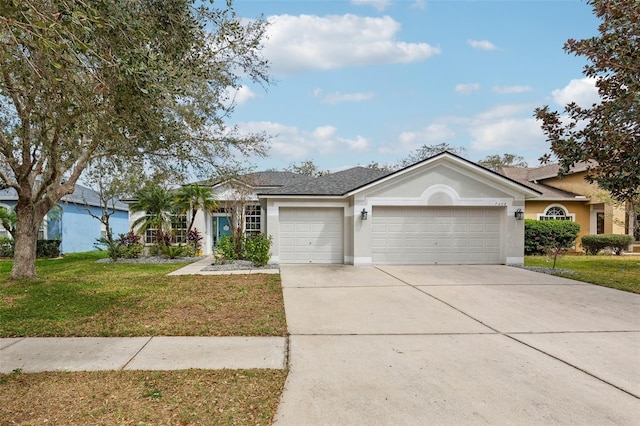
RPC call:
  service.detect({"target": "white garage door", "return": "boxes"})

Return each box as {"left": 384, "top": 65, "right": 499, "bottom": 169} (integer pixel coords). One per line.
{"left": 279, "top": 207, "right": 344, "bottom": 263}
{"left": 372, "top": 207, "right": 502, "bottom": 264}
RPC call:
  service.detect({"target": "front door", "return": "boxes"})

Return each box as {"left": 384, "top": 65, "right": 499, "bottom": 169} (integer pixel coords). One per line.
{"left": 213, "top": 216, "right": 232, "bottom": 247}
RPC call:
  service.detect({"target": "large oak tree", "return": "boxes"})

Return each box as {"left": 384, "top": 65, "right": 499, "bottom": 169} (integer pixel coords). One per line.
{"left": 0, "top": 0, "right": 269, "bottom": 279}
{"left": 535, "top": 0, "right": 639, "bottom": 229}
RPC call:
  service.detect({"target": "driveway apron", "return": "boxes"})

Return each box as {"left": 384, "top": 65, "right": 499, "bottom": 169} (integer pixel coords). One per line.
{"left": 275, "top": 264, "right": 640, "bottom": 425}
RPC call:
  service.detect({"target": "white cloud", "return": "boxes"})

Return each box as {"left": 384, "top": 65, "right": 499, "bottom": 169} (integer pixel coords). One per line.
{"left": 475, "top": 102, "right": 538, "bottom": 121}
{"left": 552, "top": 77, "right": 599, "bottom": 108}
{"left": 467, "top": 39, "right": 498, "bottom": 51}
{"left": 236, "top": 121, "right": 370, "bottom": 161}
{"left": 318, "top": 91, "right": 375, "bottom": 104}
{"left": 469, "top": 118, "right": 544, "bottom": 151}
{"left": 454, "top": 83, "right": 480, "bottom": 95}
{"left": 412, "top": 1, "right": 426, "bottom": 10}
{"left": 264, "top": 14, "right": 440, "bottom": 74}
{"left": 492, "top": 85, "right": 533, "bottom": 95}
{"left": 380, "top": 123, "right": 455, "bottom": 155}
{"left": 351, "top": 0, "right": 391, "bottom": 11}
{"left": 233, "top": 86, "right": 256, "bottom": 105}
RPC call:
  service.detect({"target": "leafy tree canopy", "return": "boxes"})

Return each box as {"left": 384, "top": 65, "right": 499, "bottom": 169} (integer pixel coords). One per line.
{"left": 285, "top": 160, "right": 330, "bottom": 177}
{"left": 534, "top": 0, "right": 639, "bottom": 204}
{"left": 0, "top": 0, "right": 270, "bottom": 279}
{"left": 396, "top": 143, "right": 467, "bottom": 169}
{"left": 477, "top": 153, "right": 528, "bottom": 172}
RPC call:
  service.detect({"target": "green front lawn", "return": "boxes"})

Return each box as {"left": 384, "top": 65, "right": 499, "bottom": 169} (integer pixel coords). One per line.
{"left": 0, "top": 251, "right": 287, "bottom": 337}
{"left": 525, "top": 254, "right": 640, "bottom": 294}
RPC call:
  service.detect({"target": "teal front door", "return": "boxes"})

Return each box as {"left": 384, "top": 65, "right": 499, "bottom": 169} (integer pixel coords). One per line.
{"left": 213, "top": 216, "right": 231, "bottom": 247}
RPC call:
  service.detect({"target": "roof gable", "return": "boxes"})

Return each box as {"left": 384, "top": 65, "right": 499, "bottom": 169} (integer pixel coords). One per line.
{"left": 348, "top": 151, "right": 541, "bottom": 199}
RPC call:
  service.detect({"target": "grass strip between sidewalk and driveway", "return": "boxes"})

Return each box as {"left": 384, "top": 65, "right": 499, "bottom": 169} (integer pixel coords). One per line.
{"left": 0, "top": 251, "right": 288, "bottom": 425}
{"left": 0, "top": 369, "right": 287, "bottom": 425}
{"left": 525, "top": 254, "right": 640, "bottom": 293}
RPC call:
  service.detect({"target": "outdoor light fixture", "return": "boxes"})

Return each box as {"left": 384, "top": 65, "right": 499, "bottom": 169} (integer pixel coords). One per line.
{"left": 514, "top": 208, "right": 524, "bottom": 220}
{"left": 361, "top": 208, "right": 368, "bottom": 220}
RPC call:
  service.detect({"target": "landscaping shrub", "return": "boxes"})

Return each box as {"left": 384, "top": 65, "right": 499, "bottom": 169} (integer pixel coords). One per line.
{"left": 0, "top": 237, "right": 14, "bottom": 257}
{"left": 524, "top": 219, "right": 580, "bottom": 255}
{"left": 37, "top": 239, "right": 61, "bottom": 258}
{"left": 581, "top": 234, "right": 633, "bottom": 255}
{"left": 216, "top": 235, "right": 238, "bottom": 261}
{"left": 161, "top": 244, "right": 185, "bottom": 259}
{"left": 244, "top": 233, "right": 272, "bottom": 267}
{"left": 187, "top": 228, "right": 203, "bottom": 254}
{"left": 216, "top": 233, "right": 272, "bottom": 266}
{"left": 117, "top": 232, "right": 143, "bottom": 259}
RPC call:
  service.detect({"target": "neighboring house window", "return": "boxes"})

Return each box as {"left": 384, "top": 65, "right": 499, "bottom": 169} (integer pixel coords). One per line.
{"left": 538, "top": 205, "right": 575, "bottom": 221}
{"left": 596, "top": 212, "right": 605, "bottom": 234}
{"left": 145, "top": 227, "right": 158, "bottom": 244}
{"left": 38, "top": 221, "right": 46, "bottom": 240}
{"left": 172, "top": 214, "right": 188, "bottom": 243}
{"left": 244, "top": 205, "right": 261, "bottom": 236}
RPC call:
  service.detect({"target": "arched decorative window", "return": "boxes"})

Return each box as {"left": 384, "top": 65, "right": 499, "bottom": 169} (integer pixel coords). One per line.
{"left": 538, "top": 204, "right": 575, "bottom": 221}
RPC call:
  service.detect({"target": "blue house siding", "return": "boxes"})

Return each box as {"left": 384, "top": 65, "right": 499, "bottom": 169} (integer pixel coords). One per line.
{"left": 59, "top": 203, "right": 129, "bottom": 253}
{"left": 0, "top": 185, "right": 129, "bottom": 254}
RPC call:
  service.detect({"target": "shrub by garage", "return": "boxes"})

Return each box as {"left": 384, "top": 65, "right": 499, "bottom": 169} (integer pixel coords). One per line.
{"left": 581, "top": 234, "right": 634, "bottom": 255}
{"left": 524, "top": 219, "right": 580, "bottom": 255}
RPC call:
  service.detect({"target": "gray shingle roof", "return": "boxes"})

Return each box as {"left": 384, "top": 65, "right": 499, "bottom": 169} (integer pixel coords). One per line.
{"left": 500, "top": 166, "right": 588, "bottom": 200}
{"left": 0, "top": 184, "right": 129, "bottom": 210}
{"left": 259, "top": 167, "right": 391, "bottom": 196}
{"left": 243, "top": 171, "right": 315, "bottom": 188}
{"left": 198, "top": 171, "right": 314, "bottom": 189}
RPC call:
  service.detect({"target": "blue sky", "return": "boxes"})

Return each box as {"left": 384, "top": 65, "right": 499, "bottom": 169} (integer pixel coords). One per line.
{"left": 228, "top": 0, "right": 600, "bottom": 172}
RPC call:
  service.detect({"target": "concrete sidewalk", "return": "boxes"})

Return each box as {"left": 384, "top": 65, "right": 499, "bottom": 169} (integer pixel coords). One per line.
{"left": 0, "top": 336, "right": 287, "bottom": 373}
{"left": 167, "top": 255, "right": 280, "bottom": 275}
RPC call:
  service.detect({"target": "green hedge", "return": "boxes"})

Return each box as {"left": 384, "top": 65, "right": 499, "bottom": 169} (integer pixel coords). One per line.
{"left": 524, "top": 219, "right": 580, "bottom": 255}
{"left": 0, "top": 239, "right": 62, "bottom": 258}
{"left": 0, "top": 237, "right": 13, "bottom": 257}
{"left": 581, "top": 234, "right": 633, "bottom": 255}
{"left": 37, "top": 239, "right": 61, "bottom": 258}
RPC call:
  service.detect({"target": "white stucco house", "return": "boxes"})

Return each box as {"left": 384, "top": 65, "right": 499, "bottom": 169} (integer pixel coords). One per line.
{"left": 130, "top": 152, "right": 540, "bottom": 265}
{"left": 131, "top": 152, "right": 541, "bottom": 265}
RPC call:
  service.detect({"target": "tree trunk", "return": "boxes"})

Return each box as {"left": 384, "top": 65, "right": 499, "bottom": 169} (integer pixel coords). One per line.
{"left": 10, "top": 201, "right": 41, "bottom": 280}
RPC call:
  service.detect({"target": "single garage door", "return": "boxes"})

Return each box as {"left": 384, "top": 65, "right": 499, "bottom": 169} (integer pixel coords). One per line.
{"left": 372, "top": 206, "right": 502, "bottom": 264}
{"left": 279, "top": 207, "right": 344, "bottom": 263}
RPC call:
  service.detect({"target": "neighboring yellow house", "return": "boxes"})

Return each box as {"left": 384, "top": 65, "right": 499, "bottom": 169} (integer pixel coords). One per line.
{"left": 501, "top": 163, "right": 637, "bottom": 253}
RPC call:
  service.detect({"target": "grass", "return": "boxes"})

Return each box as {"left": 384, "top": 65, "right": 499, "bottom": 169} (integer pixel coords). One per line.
{"left": 0, "top": 369, "right": 287, "bottom": 425}
{"left": 0, "top": 251, "right": 287, "bottom": 337}
{"left": 525, "top": 254, "right": 640, "bottom": 293}
{"left": 0, "top": 251, "right": 288, "bottom": 424}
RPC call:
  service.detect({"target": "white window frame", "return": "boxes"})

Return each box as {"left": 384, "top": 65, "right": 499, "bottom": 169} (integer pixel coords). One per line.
{"left": 537, "top": 204, "right": 575, "bottom": 221}
{"left": 244, "top": 204, "right": 261, "bottom": 236}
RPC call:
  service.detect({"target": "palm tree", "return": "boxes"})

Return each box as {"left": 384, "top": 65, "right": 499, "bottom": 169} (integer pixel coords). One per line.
{"left": 174, "top": 184, "right": 217, "bottom": 234}
{"left": 129, "top": 185, "right": 176, "bottom": 243}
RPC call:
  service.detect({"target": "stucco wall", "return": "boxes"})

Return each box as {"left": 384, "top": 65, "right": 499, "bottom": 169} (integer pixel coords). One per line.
{"left": 60, "top": 203, "right": 129, "bottom": 253}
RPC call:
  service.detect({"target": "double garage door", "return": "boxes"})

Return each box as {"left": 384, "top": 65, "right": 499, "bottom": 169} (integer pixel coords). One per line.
{"left": 372, "top": 206, "right": 502, "bottom": 264}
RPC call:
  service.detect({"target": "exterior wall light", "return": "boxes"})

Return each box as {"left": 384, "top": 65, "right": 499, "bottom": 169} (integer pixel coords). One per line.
{"left": 514, "top": 208, "right": 524, "bottom": 220}
{"left": 361, "top": 208, "right": 368, "bottom": 220}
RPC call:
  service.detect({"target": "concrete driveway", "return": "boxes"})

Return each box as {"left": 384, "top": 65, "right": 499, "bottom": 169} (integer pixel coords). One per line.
{"left": 274, "top": 265, "right": 640, "bottom": 425}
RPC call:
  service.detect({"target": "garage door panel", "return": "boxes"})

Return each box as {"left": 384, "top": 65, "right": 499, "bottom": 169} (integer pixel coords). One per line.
{"left": 372, "top": 206, "right": 502, "bottom": 265}
{"left": 279, "top": 207, "right": 343, "bottom": 264}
